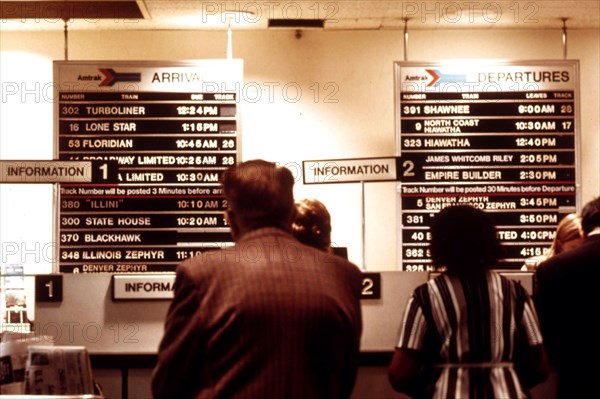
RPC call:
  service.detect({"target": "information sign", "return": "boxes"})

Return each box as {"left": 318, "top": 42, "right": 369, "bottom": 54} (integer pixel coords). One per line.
{"left": 0, "top": 160, "right": 116, "bottom": 184}
{"left": 395, "top": 61, "right": 579, "bottom": 271}
{"left": 303, "top": 157, "right": 398, "bottom": 184}
{"left": 54, "top": 60, "right": 242, "bottom": 273}
{"left": 112, "top": 274, "right": 176, "bottom": 300}
{"left": 111, "top": 273, "right": 383, "bottom": 301}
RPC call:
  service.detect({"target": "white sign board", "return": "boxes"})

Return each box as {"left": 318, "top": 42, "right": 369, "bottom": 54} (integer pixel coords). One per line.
{"left": 112, "top": 274, "right": 175, "bottom": 300}
{"left": 303, "top": 157, "right": 397, "bottom": 184}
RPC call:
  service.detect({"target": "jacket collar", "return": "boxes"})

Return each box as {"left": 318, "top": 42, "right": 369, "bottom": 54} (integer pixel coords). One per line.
{"left": 236, "top": 226, "right": 294, "bottom": 242}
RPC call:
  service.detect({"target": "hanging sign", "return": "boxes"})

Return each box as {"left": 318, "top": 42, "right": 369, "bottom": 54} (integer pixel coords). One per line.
{"left": 54, "top": 60, "right": 243, "bottom": 273}
{"left": 303, "top": 157, "right": 398, "bottom": 184}
{"left": 395, "top": 60, "right": 579, "bottom": 271}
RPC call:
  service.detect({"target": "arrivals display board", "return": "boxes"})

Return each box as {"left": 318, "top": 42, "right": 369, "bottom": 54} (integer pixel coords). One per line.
{"left": 54, "top": 61, "right": 242, "bottom": 273}
{"left": 395, "top": 61, "right": 579, "bottom": 271}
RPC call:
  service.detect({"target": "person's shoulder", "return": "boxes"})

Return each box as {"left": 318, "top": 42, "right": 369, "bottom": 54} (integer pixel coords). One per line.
{"left": 535, "top": 246, "right": 590, "bottom": 289}
{"left": 312, "top": 249, "right": 364, "bottom": 287}
{"left": 323, "top": 250, "right": 363, "bottom": 275}
{"left": 341, "top": 259, "right": 364, "bottom": 281}
{"left": 536, "top": 254, "right": 561, "bottom": 274}
{"left": 543, "top": 238, "right": 600, "bottom": 274}
{"left": 538, "top": 242, "right": 588, "bottom": 271}
{"left": 174, "top": 254, "right": 205, "bottom": 280}
{"left": 417, "top": 273, "right": 447, "bottom": 295}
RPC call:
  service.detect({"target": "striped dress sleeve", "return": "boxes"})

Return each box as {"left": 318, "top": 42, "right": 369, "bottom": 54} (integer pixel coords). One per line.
{"left": 397, "top": 294, "right": 427, "bottom": 350}
{"left": 517, "top": 285, "right": 544, "bottom": 346}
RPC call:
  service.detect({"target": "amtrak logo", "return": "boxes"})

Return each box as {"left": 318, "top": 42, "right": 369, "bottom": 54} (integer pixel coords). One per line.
{"left": 426, "top": 69, "right": 467, "bottom": 87}
{"left": 99, "top": 68, "right": 142, "bottom": 87}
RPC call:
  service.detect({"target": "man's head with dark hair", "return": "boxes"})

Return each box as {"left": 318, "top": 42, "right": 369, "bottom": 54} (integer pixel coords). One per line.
{"left": 581, "top": 196, "right": 600, "bottom": 236}
{"left": 221, "top": 159, "right": 296, "bottom": 240}
{"left": 429, "top": 205, "right": 503, "bottom": 275}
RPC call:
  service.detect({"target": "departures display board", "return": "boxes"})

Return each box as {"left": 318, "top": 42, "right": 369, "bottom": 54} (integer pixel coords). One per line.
{"left": 395, "top": 61, "right": 579, "bottom": 271}
{"left": 54, "top": 60, "right": 242, "bottom": 273}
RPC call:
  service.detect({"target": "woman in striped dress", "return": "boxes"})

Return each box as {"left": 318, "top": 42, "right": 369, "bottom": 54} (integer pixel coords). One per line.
{"left": 388, "top": 205, "right": 549, "bottom": 398}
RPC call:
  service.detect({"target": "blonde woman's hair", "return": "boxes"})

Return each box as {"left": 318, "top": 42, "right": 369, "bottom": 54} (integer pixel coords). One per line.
{"left": 547, "top": 213, "right": 583, "bottom": 257}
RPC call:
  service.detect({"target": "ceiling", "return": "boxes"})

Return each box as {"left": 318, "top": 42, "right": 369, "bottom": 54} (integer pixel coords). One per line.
{"left": 1, "top": 1, "right": 599, "bottom": 31}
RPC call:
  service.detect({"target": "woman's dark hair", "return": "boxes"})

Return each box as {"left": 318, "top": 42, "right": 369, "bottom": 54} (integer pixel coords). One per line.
{"left": 291, "top": 198, "right": 332, "bottom": 251}
{"left": 429, "top": 205, "right": 503, "bottom": 275}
